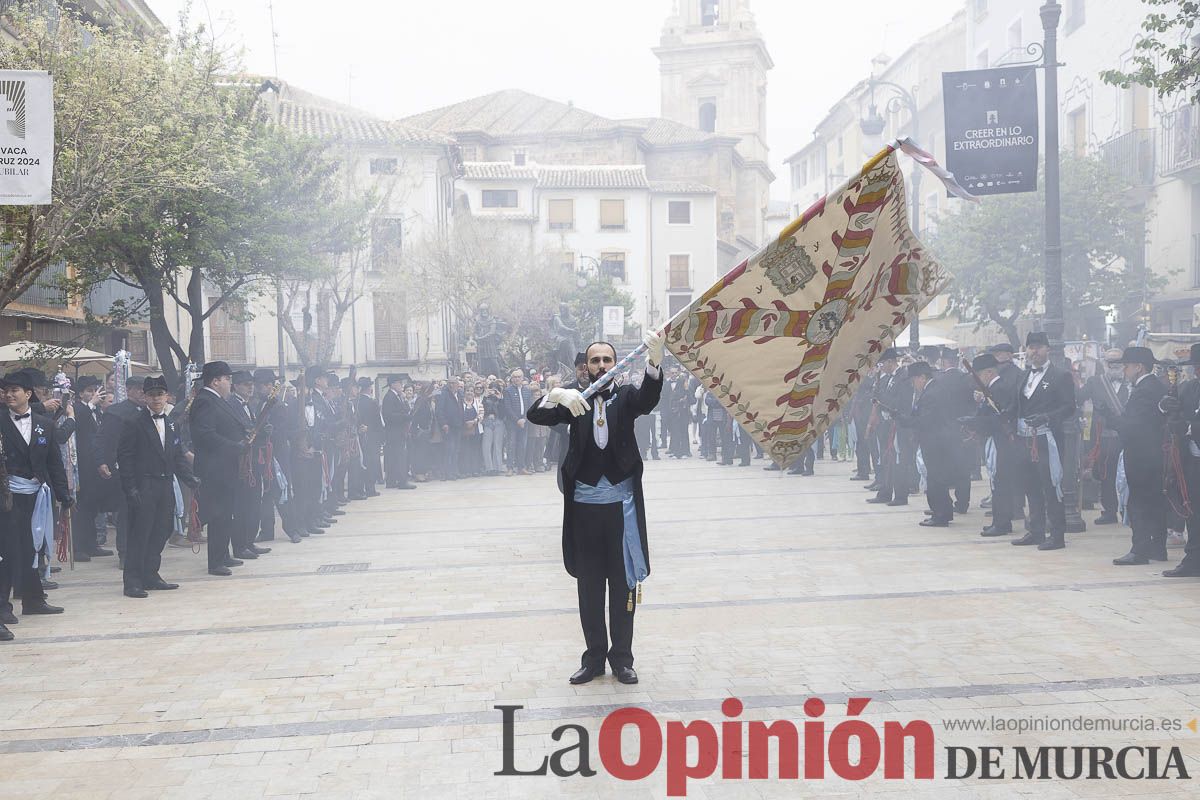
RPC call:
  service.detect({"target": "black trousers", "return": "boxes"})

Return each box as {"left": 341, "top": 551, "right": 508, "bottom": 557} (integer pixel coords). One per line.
{"left": 1020, "top": 434, "right": 1065, "bottom": 537}
{"left": 1128, "top": 481, "right": 1168, "bottom": 559}
{"left": 926, "top": 467, "right": 954, "bottom": 522}
{"left": 574, "top": 503, "right": 636, "bottom": 671}
{"left": 258, "top": 480, "right": 279, "bottom": 541}
{"left": 232, "top": 479, "right": 262, "bottom": 555}
{"left": 200, "top": 484, "right": 234, "bottom": 570}
{"left": 874, "top": 425, "right": 908, "bottom": 502}
{"left": 1095, "top": 439, "right": 1121, "bottom": 516}
{"left": 124, "top": 477, "right": 175, "bottom": 590}
{"left": 292, "top": 453, "right": 323, "bottom": 526}
{"left": 0, "top": 493, "right": 45, "bottom": 611}
{"left": 854, "top": 418, "right": 873, "bottom": 477}
{"left": 1178, "top": 457, "right": 1200, "bottom": 569}
{"left": 990, "top": 437, "right": 1019, "bottom": 528}
{"left": 384, "top": 433, "right": 409, "bottom": 486}
{"left": 953, "top": 439, "right": 973, "bottom": 508}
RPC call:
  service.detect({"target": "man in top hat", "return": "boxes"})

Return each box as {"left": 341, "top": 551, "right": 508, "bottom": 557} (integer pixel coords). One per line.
{"left": 849, "top": 365, "right": 878, "bottom": 481}
{"left": 1160, "top": 343, "right": 1200, "bottom": 577}
{"left": 226, "top": 371, "right": 271, "bottom": 561}
{"left": 938, "top": 346, "right": 979, "bottom": 513}
{"left": 527, "top": 334, "right": 664, "bottom": 685}
{"left": 989, "top": 342, "right": 1022, "bottom": 393}
{"left": 70, "top": 375, "right": 112, "bottom": 562}
{"left": 356, "top": 377, "right": 384, "bottom": 496}
{"left": 1012, "top": 332, "right": 1077, "bottom": 551}
{"left": 117, "top": 377, "right": 199, "bottom": 597}
{"left": 189, "top": 361, "right": 250, "bottom": 576}
{"left": 95, "top": 375, "right": 146, "bottom": 567}
{"left": 0, "top": 369, "right": 73, "bottom": 640}
{"left": 381, "top": 374, "right": 415, "bottom": 489}
{"left": 964, "top": 353, "right": 1019, "bottom": 536}
{"left": 1084, "top": 348, "right": 1129, "bottom": 526}
{"left": 252, "top": 369, "right": 301, "bottom": 544}
{"left": 1109, "top": 346, "right": 1168, "bottom": 565}
{"left": 867, "top": 348, "right": 914, "bottom": 506}
{"left": 894, "top": 361, "right": 959, "bottom": 526}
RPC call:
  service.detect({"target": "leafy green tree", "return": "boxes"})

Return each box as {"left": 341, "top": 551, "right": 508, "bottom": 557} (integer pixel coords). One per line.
{"left": 930, "top": 154, "right": 1157, "bottom": 345}
{"left": 0, "top": 7, "right": 218, "bottom": 310}
{"left": 1102, "top": 1, "right": 1200, "bottom": 102}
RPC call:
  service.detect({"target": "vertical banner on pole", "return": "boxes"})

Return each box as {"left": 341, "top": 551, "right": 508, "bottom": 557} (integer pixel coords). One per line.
{"left": 943, "top": 66, "right": 1039, "bottom": 196}
{"left": 0, "top": 70, "right": 53, "bottom": 205}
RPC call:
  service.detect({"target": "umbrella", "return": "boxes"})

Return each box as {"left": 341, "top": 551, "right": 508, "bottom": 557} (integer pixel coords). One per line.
{"left": 0, "top": 341, "right": 151, "bottom": 372}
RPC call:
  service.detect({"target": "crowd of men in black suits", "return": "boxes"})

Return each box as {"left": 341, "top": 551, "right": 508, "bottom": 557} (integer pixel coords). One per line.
{"left": 848, "top": 332, "right": 1200, "bottom": 578}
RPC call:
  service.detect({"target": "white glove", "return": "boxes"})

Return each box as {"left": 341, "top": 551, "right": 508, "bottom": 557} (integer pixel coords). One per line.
{"left": 546, "top": 387, "right": 590, "bottom": 417}
{"left": 644, "top": 330, "right": 666, "bottom": 367}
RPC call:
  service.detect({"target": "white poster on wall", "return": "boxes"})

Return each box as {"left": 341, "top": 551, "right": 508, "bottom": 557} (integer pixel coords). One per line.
{"left": 602, "top": 305, "right": 625, "bottom": 338}
{"left": 0, "top": 70, "right": 53, "bottom": 205}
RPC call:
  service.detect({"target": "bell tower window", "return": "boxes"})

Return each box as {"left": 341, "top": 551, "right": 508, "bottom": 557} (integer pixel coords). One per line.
{"left": 699, "top": 99, "right": 717, "bottom": 133}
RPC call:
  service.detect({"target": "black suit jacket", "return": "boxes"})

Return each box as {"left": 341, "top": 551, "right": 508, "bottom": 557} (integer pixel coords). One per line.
{"left": 189, "top": 388, "right": 248, "bottom": 505}
{"left": 1114, "top": 373, "right": 1166, "bottom": 488}
{"left": 901, "top": 377, "right": 959, "bottom": 484}
{"left": 527, "top": 370, "right": 663, "bottom": 577}
{"left": 73, "top": 401, "right": 101, "bottom": 476}
{"left": 380, "top": 389, "right": 410, "bottom": 443}
{"left": 0, "top": 411, "right": 71, "bottom": 500}
{"left": 118, "top": 408, "right": 196, "bottom": 494}
{"left": 1014, "top": 363, "right": 1077, "bottom": 442}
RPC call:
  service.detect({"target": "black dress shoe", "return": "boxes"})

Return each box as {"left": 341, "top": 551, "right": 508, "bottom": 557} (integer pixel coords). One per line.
{"left": 953, "top": 503, "right": 969, "bottom": 515}
{"left": 568, "top": 665, "right": 604, "bottom": 685}
{"left": 309, "top": 527, "right": 326, "bottom": 535}
{"left": 22, "top": 602, "right": 64, "bottom": 615}
{"left": 287, "top": 532, "right": 303, "bottom": 543}
{"left": 0, "top": 623, "right": 12, "bottom": 641}
{"left": 864, "top": 482, "right": 880, "bottom": 491}
{"left": 41, "top": 580, "right": 59, "bottom": 591}
{"left": 124, "top": 587, "right": 148, "bottom": 598}
{"left": 208, "top": 566, "right": 232, "bottom": 576}
{"left": 330, "top": 509, "right": 346, "bottom": 516}
{"left": 0, "top": 610, "right": 17, "bottom": 625}
{"left": 1113, "top": 552, "right": 1149, "bottom": 566}
{"left": 145, "top": 580, "right": 179, "bottom": 590}
{"left": 234, "top": 549, "right": 259, "bottom": 560}
{"left": 1037, "top": 538, "right": 1065, "bottom": 551}
{"left": 887, "top": 499, "right": 909, "bottom": 507}
{"left": 1012, "top": 532, "right": 1046, "bottom": 546}
{"left": 1151, "top": 551, "right": 1170, "bottom": 563}
{"left": 396, "top": 483, "right": 416, "bottom": 490}
{"left": 72, "top": 551, "right": 92, "bottom": 563}
{"left": 919, "top": 519, "right": 950, "bottom": 527}
{"left": 297, "top": 530, "right": 311, "bottom": 538}
{"left": 615, "top": 666, "right": 639, "bottom": 684}
{"left": 981, "top": 525, "right": 1013, "bottom": 537}
{"left": 1094, "top": 515, "right": 1118, "bottom": 525}
{"left": 224, "top": 557, "right": 244, "bottom": 567}
{"left": 90, "top": 547, "right": 114, "bottom": 557}
{"left": 1163, "top": 564, "right": 1200, "bottom": 577}
{"left": 249, "top": 544, "right": 271, "bottom": 554}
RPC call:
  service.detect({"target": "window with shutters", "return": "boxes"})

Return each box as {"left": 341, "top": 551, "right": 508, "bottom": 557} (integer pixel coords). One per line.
{"left": 667, "top": 200, "right": 691, "bottom": 225}
{"left": 599, "top": 199, "right": 625, "bottom": 230}
{"left": 371, "top": 218, "right": 402, "bottom": 270}
{"left": 669, "top": 255, "right": 691, "bottom": 290}
{"left": 548, "top": 199, "right": 574, "bottom": 230}
{"left": 373, "top": 292, "right": 409, "bottom": 360}
{"left": 369, "top": 158, "right": 398, "bottom": 175}
{"left": 482, "top": 189, "right": 518, "bottom": 208}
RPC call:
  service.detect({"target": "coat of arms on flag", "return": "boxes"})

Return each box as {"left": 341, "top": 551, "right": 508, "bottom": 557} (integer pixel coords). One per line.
{"left": 663, "top": 140, "right": 969, "bottom": 469}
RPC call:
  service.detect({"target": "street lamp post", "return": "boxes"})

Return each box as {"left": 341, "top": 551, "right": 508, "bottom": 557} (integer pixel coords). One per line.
{"left": 860, "top": 78, "right": 922, "bottom": 352}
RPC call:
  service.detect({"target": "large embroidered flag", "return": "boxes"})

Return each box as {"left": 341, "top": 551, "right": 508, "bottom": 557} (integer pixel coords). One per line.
{"left": 664, "top": 140, "right": 967, "bottom": 468}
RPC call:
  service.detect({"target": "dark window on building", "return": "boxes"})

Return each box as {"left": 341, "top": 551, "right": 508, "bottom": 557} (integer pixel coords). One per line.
{"left": 482, "top": 189, "right": 518, "bottom": 208}
{"left": 370, "top": 158, "right": 398, "bottom": 175}
{"left": 373, "top": 291, "right": 409, "bottom": 360}
{"left": 668, "top": 200, "right": 691, "bottom": 224}
{"left": 701, "top": 0, "right": 720, "bottom": 26}
{"left": 513, "top": 149, "right": 527, "bottom": 166}
{"left": 699, "top": 100, "right": 716, "bottom": 133}
{"left": 601, "top": 252, "right": 626, "bottom": 282}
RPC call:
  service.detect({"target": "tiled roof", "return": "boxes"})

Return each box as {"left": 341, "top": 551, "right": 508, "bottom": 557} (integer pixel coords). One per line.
{"left": 463, "top": 162, "right": 650, "bottom": 190}
{"left": 401, "top": 89, "right": 722, "bottom": 149}
{"left": 649, "top": 180, "right": 715, "bottom": 194}
{"left": 263, "top": 81, "right": 452, "bottom": 146}
{"left": 402, "top": 89, "right": 617, "bottom": 137}
{"left": 622, "top": 117, "right": 722, "bottom": 146}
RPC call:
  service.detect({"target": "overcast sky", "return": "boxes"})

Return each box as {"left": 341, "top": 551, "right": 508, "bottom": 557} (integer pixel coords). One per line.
{"left": 148, "top": 0, "right": 965, "bottom": 198}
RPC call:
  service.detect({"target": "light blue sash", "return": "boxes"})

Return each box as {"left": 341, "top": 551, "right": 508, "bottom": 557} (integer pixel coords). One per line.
{"left": 274, "top": 458, "right": 291, "bottom": 504}
{"left": 9, "top": 476, "right": 53, "bottom": 568}
{"left": 984, "top": 437, "right": 997, "bottom": 491}
{"left": 1017, "top": 420, "right": 1063, "bottom": 500}
{"left": 172, "top": 477, "right": 184, "bottom": 535}
{"left": 574, "top": 476, "right": 647, "bottom": 591}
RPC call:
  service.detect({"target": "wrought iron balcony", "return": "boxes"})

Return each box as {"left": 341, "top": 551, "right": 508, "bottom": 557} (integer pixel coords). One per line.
{"left": 1160, "top": 105, "right": 1200, "bottom": 177}
{"left": 1099, "top": 128, "right": 1156, "bottom": 187}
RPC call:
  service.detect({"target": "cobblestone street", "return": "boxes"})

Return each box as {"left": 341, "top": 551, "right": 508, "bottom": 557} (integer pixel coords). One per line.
{"left": 2, "top": 456, "right": 1200, "bottom": 798}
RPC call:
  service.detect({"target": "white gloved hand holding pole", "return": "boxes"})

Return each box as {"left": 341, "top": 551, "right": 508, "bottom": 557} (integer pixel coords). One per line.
{"left": 644, "top": 329, "right": 666, "bottom": 368}
{"left": 546, "top": 387, "right": 591, "bottom": 417}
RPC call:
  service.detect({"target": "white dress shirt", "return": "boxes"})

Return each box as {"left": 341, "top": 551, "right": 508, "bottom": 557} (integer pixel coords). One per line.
{"left": 11, "top": 410, "right": 32, "bottom": 444}
{"left": 1023, "top": 365, "right": 1047, "bottom": 399}
{"left": 151, "top": 413, "right": 166, "bottom": 448}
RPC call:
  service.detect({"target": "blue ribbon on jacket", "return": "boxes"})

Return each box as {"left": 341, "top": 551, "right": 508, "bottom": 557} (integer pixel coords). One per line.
{"left": 9, "top": 476, "right": 53, "bottom": 568}
{"left": 172, "top": 477, "right": 184, "bottom": 535}
{"left": 574, "top": 476, "right": 647, "bottom": 591}
{"left": 1017, "top": 419, "right": 1064, "bottom": 500}
{"left": 274, "top": 457, "right": 291, "bottom": 505}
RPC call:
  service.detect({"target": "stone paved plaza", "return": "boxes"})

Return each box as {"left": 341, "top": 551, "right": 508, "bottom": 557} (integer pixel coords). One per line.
{"left": 2, "top": 455, "right": 1200, "bottom": 799}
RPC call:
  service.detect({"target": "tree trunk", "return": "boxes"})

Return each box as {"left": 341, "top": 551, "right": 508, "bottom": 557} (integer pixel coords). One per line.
{"left": 186, "top": 266, "right": 206, "bottom": 365}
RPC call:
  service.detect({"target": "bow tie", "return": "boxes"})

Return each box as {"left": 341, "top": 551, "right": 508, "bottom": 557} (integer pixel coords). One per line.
{"left": 11, "top": 412, "right": 30, "bottom": 420}
{"left": 151, "top": 414, "right": 167, "bottom": 420}
{"left": 1029, "top": 366, "right": 1045, "bottom": 374}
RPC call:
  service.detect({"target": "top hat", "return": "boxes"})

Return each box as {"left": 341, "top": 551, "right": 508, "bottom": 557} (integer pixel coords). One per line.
{"left": 989, "top": 342, "right": 1015, "bottom": 354}
{"left": 1, "top": 370, "right": 33, "bottom": 391}
{"left": 304, "top": 365, "right": 327, "bottom": 387}
{"left": 879, "top": 347, "right": 902, "bottom": 362}
{"left": 972, "top": 353, "right": 999, "bottom": 372}
{"left": 940, "top": 347, "right": 960, "bottom": 360}
{"left": 201, "top": 361, "right": 233, "bottom": 382}
{"left": 918, "top": 345, "right": 941, "bottom": 362}
{"left": 231, "top": 370, "right": 254, "bottom": 386}
{"left": 253, "top": 369, "right": 278, "bottom": 384}
{"left": 907, "top": 361, "right": 933, "bottom": 379}
{"left": 1110, "top": 346, "right": 1159, "bottom": 368}
{"left": 357, "top": 376, "right": 374, "bottom": 389}
{"left": 1025, "top": 332, "right": 1050, "bottom": 348}
{"left": 574, "top": 352, "right": 587, "bottom": 367}
{"left": 142, "top": 375, "right": 170, "bottom": 394}
{"left": 23, "top": 368, "right": 49, "bottom": 387}
{"left": 76, "top": 375, "right": 101, "bottom": 392}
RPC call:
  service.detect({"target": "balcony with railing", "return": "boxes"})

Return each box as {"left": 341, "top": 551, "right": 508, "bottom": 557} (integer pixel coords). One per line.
{"left": 1100, "top": 128, "right": 1156, "bottom": 187}
{"left": 1161, "top": 105, "right": 1200, "bottom": 177}
{"left": 364, "top": 329, "right": 418, "bottom": 363}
